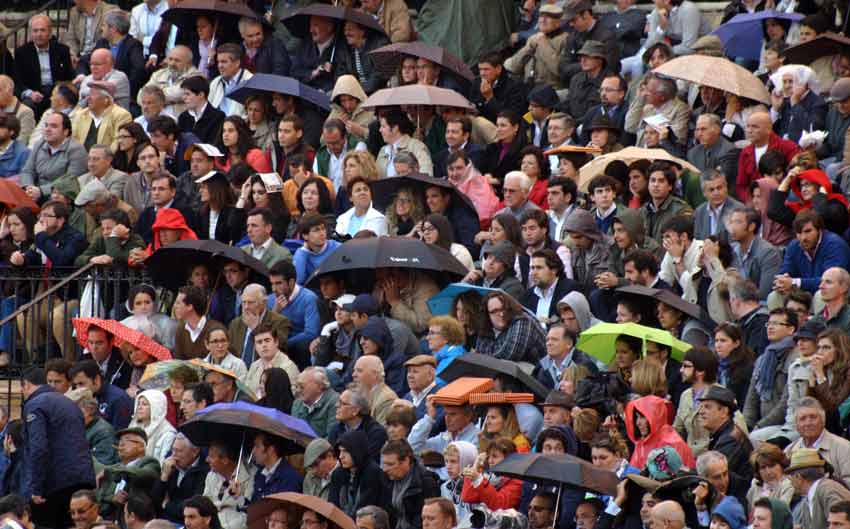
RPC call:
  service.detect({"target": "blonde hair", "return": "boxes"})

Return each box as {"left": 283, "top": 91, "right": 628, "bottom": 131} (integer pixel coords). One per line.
{"left": 573, "top": 408, "right": 600, "bottom": 442}
{"left": 560, "top": 363, "right": 592, "bottom": 386}
{"left": 443, "top": 444, "right": 459, "bottom": 458}
{"left": 478, "top": 405, "right": 522, "bottom": 453}
{"left": 342, "top": 150, "right": 379, "bottom": 184}
{"left": 385, "top": 188, "right": 425, "bottom": 235}
{"left": 630, "top": 359, "right": 667, "bottom": 397}
{"left": 428, "top": 316, "right": 465, "bottom": 345}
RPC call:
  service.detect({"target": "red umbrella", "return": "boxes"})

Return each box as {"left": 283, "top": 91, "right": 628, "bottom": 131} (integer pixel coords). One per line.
{"left": 0, "top": 180, "right": 39, "bottom": 213}
{"left": 103, "top": 319, "right": 172, "bottom": 361}
{"left": 72, "top": 317, "right": 115, "bottom": 350}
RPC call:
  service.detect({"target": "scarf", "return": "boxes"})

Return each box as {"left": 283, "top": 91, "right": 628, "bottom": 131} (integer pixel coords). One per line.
{"left": 718, "top": 357, "right": 731, "bottom": 386}
{"left": 755, "top": 336, "right": 794, "bottom": 401}
{"left": 391, "top": 469, "right": 414, "bottom": 518}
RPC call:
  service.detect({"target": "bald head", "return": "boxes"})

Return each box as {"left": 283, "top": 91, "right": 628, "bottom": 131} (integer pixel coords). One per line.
{"left": 353, "top": 355, "right": 384, "bottom": 390}
{"left": 820, "top": 266, "right": 850, "bottom": 303}
{"left": 651, "top": 501, "right": 685, "bottom": 529}
{"left": 91, "top": 48, "right": 113, "bottom": 66}
{"left": 746, "top": 111, "right": 773, "bottom": 146}
{"left": 29, "top": 15, "right": 52, "bottom": 47}
{"left": 166, "top": 45, "right": 193, "bottom": 72}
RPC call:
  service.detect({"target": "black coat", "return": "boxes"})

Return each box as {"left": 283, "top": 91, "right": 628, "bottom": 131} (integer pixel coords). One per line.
{"left": 136, "top": 200, "right": 198, "bottom": 245}
{"left": 246, "top": 36, "right": 292, "bottom": 77}
{"left": 470, "top": 69, "right": 528, "bottom": 124}
{"left": 92, "top": 36, "right": 147, "bottom": 103}
{"left": 327, "top": 415, "right": 388, "bottom": 464}
{"left": 328, "top": 431, "right": 383, "bottom": 518}
{"left": 520, "top": 276, "right": 581, "bottom": 320}
{"left": 559, "top": 22, "right": 620, "bottom": 85}
{"left": 196, "top": 205, "right": 246, "bottom": 245}
{"left": 80, "top": 349, "right": 132, "bottom": 390}
{"left": 381, "top": 463, "right": 441, "bottom": 529}
{"left": 178, "top": 104, "right": 225, "bottom": 146}
{"left": 291, "top": 37, "right": 346, "bottom": 92}
{"left": 579, "top": 102, "right": 631, "bottom": 145}
{"left": 150, "top": 459, "right": 210, "bottom": 524}
{"left": 336, "top": 34, "right": 391, "bottom": 95}
{"left": 481, "top": 134, "right": 529, "bottom": 186}
{"left": 598, "top": 8, "right": 646, "bottom": 58}
{"left": 708, "top": 419, "right": 754, "bottom": 483}
{"left": 445, "top": 202, "right": 480, "bottom": 255}
{"left": 13, "top": 40, "right": 75, "bottom": 97}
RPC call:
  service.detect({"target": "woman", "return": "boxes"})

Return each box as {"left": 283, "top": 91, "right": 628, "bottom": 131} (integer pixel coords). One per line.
{"left": 745, "top": 443, "right": 794, "bottom": 512}
{"left": 0, "top": 208, "right": 39, "bottom": 363}
{"left": 610, "top": 334, "right": 643, "bottom": 384}
{"left": 121, "top": 285, "right": 178, "bottom": 350}
{"left": 385, "top": 405, "right": 417, "bottom": 441}
{"left": 216, "top": 116, "right": 272, "bottom": 174}
{"left": 588, "top": 117, "right": 624, "bottom": 155}
{"left": 810, "top": 328, "right": 850, "bottom": 423}
{"left": 442, "top": 441, "right": 478, "bottom": 528}
{"left": 244, "top": 95, "right": 275, "bottom": 152}
{"left": 714, "top": 323, "right": 755, "bottom": 408}
{"left": 358, "top": 317, "right": 406, "bottom": 395}
{"left": 166, "top": 364, "right": 199, "bottom": 426}
{"left": 656, "top": 301, "right": 712, "bottom": 347}
{"left": 113, "top": 122, "right": 147, "bottom": 174}
{"left": 121, "top": 322, "right": 166, "bottom": 399}
{"left": 328, "top": 430, "right": 383, "bottom": 518}
{"left": 282, "top": 164, "right": 335, "bottom": 219}
{"left": 385, "top": 188, "right": 425, "bottom": 237}
{"left": 559, "top": 364, "right": 592, "bottom": 395}
{"left": 390, "top": 56, "right": 418, "bottom": 87}
{"left": 335, "top": 176, "right": 387, "bottom": 237}
{"left": 237, "top": 174, "right": 290, "bottom": 241}
{"left": 474, "top": 212, "right": 523, "bottom": 258}
{"left": 328, "top": 75, "right": 373, "bottom": 142}
{"left": 627, "top": 160, "right": 651, "bottom": 208}
{"left": 427, "top": 315, "right": 467, "bottom": 383}
{"left": 197, "top": 171, "right": 246, "bottom": 245}
{"left": 768, "top": 166, "right": 849, "bottom": 234}
{"left": 625, "top": 394, "right": 695, "bottom": 469}
{"left": 630, "top": 358, "right": 675, "bottom": 423}
{"left": 460, "top": 437, "right": 523, "bottom": 510}
{"left": 481, "top": 110, "right": 528, "bottom": 187}
{"left": 256, "top": 367, "right": 295, "bottom": 413}
{"left": 453, "top": 292, "right": 487, "bottom": 351}
{"left": 418, "top": 214, "right": 474, "bottom": 271}
{"left": 203, "top": 324, "right": 248, "bottom": 380}
{"left": 296, "top": 177, "right": 335, "bottom": 229}
{"left": 475, "top": 292, "right": 546, "bottom": 363}
{"left": 590, "top": 433, "right": 639, "bottom": 479}
{"left": 478, "top": 405, "right": 531, "bottom": 454}
{"left": 518, "top": 146, "right": 549, "bottom": 209}
{"left": 335, "top": 151, "right": 380, "bottom": 214}
{"left": 129, "top": 389, "right": 177, "bottom": 462}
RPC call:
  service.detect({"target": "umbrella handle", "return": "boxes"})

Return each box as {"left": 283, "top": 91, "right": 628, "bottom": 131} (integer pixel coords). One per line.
{"left": 554, "top": 483, "right": 562, "bottom": 526}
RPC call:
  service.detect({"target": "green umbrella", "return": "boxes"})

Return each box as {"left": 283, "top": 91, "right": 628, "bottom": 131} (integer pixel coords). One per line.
{"left": 576, "top": 322, "right": 691, "bottom": 364}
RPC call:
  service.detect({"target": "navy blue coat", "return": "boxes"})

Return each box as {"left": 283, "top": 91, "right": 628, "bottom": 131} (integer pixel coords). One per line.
{"left": 96, "top": 382, "right": 133, "bottom": 430}
{"left": 23, "top": 385, "right": 95, "bottom": 496}
{"left": 251, "top": 459, "right": 303, "bottom": 502}
{"left": 433, "top": 143, "right": 485, "bottom": 179}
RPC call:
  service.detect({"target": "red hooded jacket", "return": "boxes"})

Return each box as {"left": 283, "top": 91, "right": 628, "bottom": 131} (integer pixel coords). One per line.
{"left": 625, "top": 395, "right": 696, "bottom": 470}
{"left": 145, "top": 208, "right": 198, "bottom": 255}
{"left": 736, "top": 132, "right": 799, "bottom": 202}
{"left": 787, "top": 169, "right": 849, "bottom": 213}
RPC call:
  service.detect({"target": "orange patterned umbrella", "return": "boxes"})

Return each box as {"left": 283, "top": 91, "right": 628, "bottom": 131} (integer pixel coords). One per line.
{"left": 103, "top": 319, "right": 172, "bottom": 361}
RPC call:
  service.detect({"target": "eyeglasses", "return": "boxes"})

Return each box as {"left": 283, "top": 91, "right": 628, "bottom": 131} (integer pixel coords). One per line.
{"left": 421, "top": 225, "right": 436, "bottom": 233}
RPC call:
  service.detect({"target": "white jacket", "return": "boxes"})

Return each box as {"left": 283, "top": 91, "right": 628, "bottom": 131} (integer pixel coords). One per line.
{"left": 208, "top": 69, "right": 253, "bottom": 120}
{"left": 335, "top": 206, "right": 388, "bottom": 237}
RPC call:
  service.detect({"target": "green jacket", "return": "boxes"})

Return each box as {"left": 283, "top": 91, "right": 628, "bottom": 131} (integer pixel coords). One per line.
{"left": 97, "top": 456, "right": 161, "bottom": 516}
{"left": 315, "top": 136, "right": 361, "bottom": 179}
{"left": 680, "top": 169, "right": 706, "bottom": 209}
{"left": 86, "top": 416, "right": 118, "bottom": 469}
{"left": 640, "top": 194, "right": 693, "bottom": 243}
{"left": 291, "top": 389, "right": 339, "bottom": 438}
{"left": 74, "top": 233, "right": 145, "bottom": 268}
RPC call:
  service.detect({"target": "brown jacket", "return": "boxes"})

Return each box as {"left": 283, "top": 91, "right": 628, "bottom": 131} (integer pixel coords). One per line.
{"left": 174, "top": 318, "right": 222, "bottom": 360}
{"left": 378, "top": 0, "right": 413, "bottom": 43}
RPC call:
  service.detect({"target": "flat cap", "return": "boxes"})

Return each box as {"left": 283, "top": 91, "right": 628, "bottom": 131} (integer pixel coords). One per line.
{"left": 88, "top": 80, "right": 117, "bottom": 97}
{"left": 541, "top": 390, "right": 575, "bottom": 409}
{"left": 698, "top": 385, "right": 737, "bottom": 411}
{"left": 75, "top": 178, "right": 111, "bottom": 206}
{"left": 564, "top": 0, "right": 593, "bottom": 19}
{"left": 539, "top": 3, "right": 564, "bottom": 16}
{"left": 404, "top": 354, "right": 437, "bottom": 368}
{"left": 115, "top": 427, "right": 148, "bottom": 443}
{"left": 304, "top": 438, "right": 333, "bottom": 468}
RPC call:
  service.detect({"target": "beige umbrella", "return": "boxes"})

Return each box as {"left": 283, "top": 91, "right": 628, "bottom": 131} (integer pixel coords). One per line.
{"left": 361, "top": 85, "right": 474, "bottom": 110}
{"left": 652, "top": 55, "right": 771, "bottom": 105}
{"left": 577, "top": 146, "right": 701, "bottom": 192}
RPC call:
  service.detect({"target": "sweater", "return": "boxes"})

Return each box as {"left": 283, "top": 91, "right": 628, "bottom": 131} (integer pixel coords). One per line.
{"left": 174, "top": 318, "right": 222, "bottom": 360}
{"left": 779, "top": 230, "right": 850, "bottom": 292}
{"left": 293, "top": 240, "right": 341, "bottom": 285}
{"left": 268, "top": 287, "right": 321, "bottom": 347}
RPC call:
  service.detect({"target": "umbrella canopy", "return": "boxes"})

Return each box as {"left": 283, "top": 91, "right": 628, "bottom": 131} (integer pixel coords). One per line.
{"left": 783, "top": 32, "right": 850, "bottom": 66}
{"left": 361, "top": 85, "right": 473, "bottom": 110}
{"left": 369, "top": 173, "right": 477, "bottom": 219}
{"left": 180, "top": 401, "right": 316, "bottom": 454}
{"left": 576, "top": 322, "right": 692, "bottom": 364}
{"left": 104, "top": 319, "right": 172, "bottom": 361}
{"left": 145, "top": 239, "right": 269, "bottom": 291}
{"left": 369, "top": 42, "right": 474, "bottom": 81}
{"left": 0, "top": 180, "right": 39, "bottom": 213}
{"left": 439, "top": 353, "right": 550, "bottom": 401}
{"left": 228, "top": 73, "right": 331, "bottom": 111}
{"left": 615, "top": 285, "right": 706, "bottom": 322}
{"left": 491, "top": 452, "right": 619, "bottom": 496}
{"left": 428, "top": 283, "right": 509, "bottom": 316}
{"left": 711, "top": 10, "right": 804, "bottom": 61}
{"left": 161, "top": 0, "right": 259, "bottom": 33}
{"left": 186, "top": 359, "right": 257, "bottom": 400}
{"left": 577, "top": 147, "right": 700, "bottom": 192}
{"left": 72, "top": 317, "right": 116, "bottom": 350}
{"left": 248, "top": 493, "right": 356, "bottom": 529}
{"left": 281, "top": 4, "right": 386, "bottom": 40}
{"left": 652, "top": 55, "right": 770, "bottom": 104}
{"left": 139, "top": 360, "right": 205, "bottom": 391}
{"left": 305, "top": 236, "right": 468, "bottom": 289}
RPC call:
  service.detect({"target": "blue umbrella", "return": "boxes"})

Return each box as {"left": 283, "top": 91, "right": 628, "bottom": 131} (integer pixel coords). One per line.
{"left": 712, "top": 10, "right": 804, "bottom": 61}
{"left": 228, "top": 73, "right": 331, "bottom": 111}
{"left": 427, "top": 283, "right": 504, "bottom": 315}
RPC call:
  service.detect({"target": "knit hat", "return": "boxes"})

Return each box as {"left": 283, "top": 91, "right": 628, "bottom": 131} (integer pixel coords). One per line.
{"left": 304, "top": 438, "right": 332, "bottom": 468}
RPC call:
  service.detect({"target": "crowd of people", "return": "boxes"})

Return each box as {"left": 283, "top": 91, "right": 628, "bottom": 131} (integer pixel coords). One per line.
{"left": 3, "top": 1, "right": 850, "bottom": 529}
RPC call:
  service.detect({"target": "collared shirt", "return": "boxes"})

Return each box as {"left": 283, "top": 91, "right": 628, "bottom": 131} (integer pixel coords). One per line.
{"left": 82, "top": 10, "right": 97, "bottom": 55}
{"left": 37, "top": 46, "right": 52, "bottom": 87}
{"left": 539, "top": 349, "right": 574, "bottom": 384}
{"left": 138, "top": 0, "right": 168, "bottom": 55}
{"left": 732, "top": 237, "right": 756, "bottom": 280}
{"left": 261, "top": 457, "right": 282, "bottom": 479}
{"left": 189, "top": 102, "right": 208, "bottom": 122}
{"left": 250, "top": 237, "right": 273, "bottom": 260}
{"left": 176, "top": 456, "right": 201, "bottom": 487}
{"left": 198, "top": 39, "right": 214, "bottom": 78}
{"left": 803, "top": 430, "right": 826, "bottom": 449}
{"left": 807, "top": 478, "right": 823, "bottom": 516}
{"left": 185, "top": 316, "right": 207, "bottom": 343}
{"left": 707, "top": 201, "right": 726, "bottom": 235}
{"left": 595, "top": 203, "right": 617, "bottom": 220}
{"left": 315, "top": 144, "right": 349, "bottom": 191}
{"left": 532, "top": 279, "right": 559, "bottom": 320}
{"left": 548, "top": 204, "right": 576, "bottom": 242}
{"left": 409, "top": 382, "right": 437, "bottom": 408}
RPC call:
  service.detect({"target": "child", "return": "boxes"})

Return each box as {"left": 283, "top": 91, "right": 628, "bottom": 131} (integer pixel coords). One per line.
{"left": 441, "top": 441, "right": 478, "bottom": 527}
{"left": 461, "top": 437, "right": 523, "bottom": 510}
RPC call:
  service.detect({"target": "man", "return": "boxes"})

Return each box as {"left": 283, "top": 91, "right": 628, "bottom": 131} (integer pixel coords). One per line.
{"left": 21, "top": 367, "right": 96, "bottom": 529}
{"left": 291, "top": 14, "right": 343, "bottom": 92}
{"left": 0, "top": 77, "right": 35, "bottom": 148}
{"left": 463, "top": 240, "right": 524, "bottom": 300}
{"left": 150, "top": 433, "right": 208, "bottom": 524}
{"left": 69, "top": 490, "right": 103, "bottom": 529}
{"left": 723, "top": 206, "right": 782, "bottom": 300}
{"left": 180, "top": 383, "right": 212, "bottom": 420}
{"left": 728, "top": 278, "right": 770, "bottom": 357}
{"left": 495, "top": 170, "right": 540, "bottom": 220}
{"left": 178, "top": 142, "right": 219, "bottom": 211}
{"left": 788, "top": 448, "right": 850, "bottom": 529}
{"left": 14, "top": 15, "right": 74, "bottom": 117}
{"left": 353, "top": 355, "right": 399, "bottom": 426}
{"left": 587, "top": 174, "right": 623, "bottom": 235}
{"left": 579, "top": 74, "right": 630, "bottom": 146}
{"left": 177, "top": 76, "right": 225, "bottom": 145}
{"left": 209, "top": 260, "right": 252, "bottom": 326}
{"left": 292, "top": 367, "right": 339, "bottom": 438}
{"left": 537, "top": 324, "right": 598, "bottom": 390}
{"left": 775, "top": 210, "right": 850, "bottom": 297}
{"left": 471, "top": 51, "right": 527, "bottom": 124}
{"left": 228, "top": 283, "right": 292, "bottom": 364}
{"left": 244, "top": 324, "right": 300, "bottom": 393}
{"left": 70, "top": 360, "right": 133, "bottom": 430}
{"left": 545, "top": 114, "right": 579, "bottom": 172}
{"left": 63, "top": 0, "right": 119, "bottom": 61}
{"left": 124, "top": 495, "right": 156, "bottom": 529}
{"left": 559, "top": 0, "right": 619, "bottom": 85}
{"left": 78, "top": 144, "right": 130, "bottom": 201}
{"left": 786, "top": 397, "right": 850, "bottom": 486}
{"left": 376, "top": 109, "right": 433, "bottom": 177}
{"left": 566, "top": 41, "right": 610, "bottom": 122}
{"left": 687, "top": 114, "right": 740, "bottom": 194}
{"left": 421, "top": 498, "right": 455, "bottom": 529}
{"left": 753, "top": 497, "right": 793, "bottom": 529}
{"left": 649, "top": 501, "right": 686, "bottom": 529}
{"left": 327, "top": 389, "right": 388, "bottom": 462}
{"left": 380, "top": 440, "right": 440, "bottom": 529}
{"left": 74, "top": 390, "right": 119, "bottom": 466}
{"left": 599, "top": 0, "right": 645, "bottom": 60}
{"left": 141, "top": 46, "right": 200, "bottom": 117}
{"left": 208, "top": 43, "right": 253, "bottom": 119}
{"left": 356, "top": 506, "right": 390, "bottom": 529}
{"left": 93, "top": 11, "right": 146, "bottom": 108}
{"left": 0, "top": 115, "right": 30, "bottom": 178}
{"left": 658, "top": 215, "right": 703, "bottom": 293}
{"left": 828, "top": 502, "right": 850, "bottom": 529}
{"left": 735, "top": 111, "right": 799, "bottom": 201}
{"left": 563, "top": 209, "right": 611, "bottom": 290}
{"left": 693, "top": 451, "right": 748, "bottom": 519}
{"left": 624, "top": 74, "right": 689, "bottom": 148}
{"left": 75, "top": 178, "right": 140, "bottom": 232}
{"left": 173, "top": 286, "right": 218, "bottom": 360}
{"left": 408, "top": 398, "right": 479, "bottom": 455}
{"left": 811, "top": 267, "right": 850, "bottom": 332}
{"left": 693, "top": 170, "right": 742, "bottom": 240}
{"left": 80, "top": 325, "right": 131, "bottom": 389}
{"left": 641, "top": 161, "right": 693, "bottom": 242}
{"left": 546, "top": 177, "right": 579, "bottom": 242}
{"left": 149, "top": 115, "right": 199, "bottom": 177}
{"left": 744, "top": 308, "right": 798, "bottom": 432}
{"left": 528, "top": 493, "right": 557, "bottom": 529}
{"left": 238, "top": 17, "right": 290, "bottom": 76}
{"left": 344, "top": 293, "right": 421, "bottom": 367}
{"left": 136, "top": 173, "right": 195, "bottom": 244}
{"left": 182, "top": 496, "right": 216, "bottom": 529}
{"left": 818, "top": 78, "right": 850, "bottom": 177}
{"left": 129, "top": 0, "right": 167, "bottom": 59}
{"left": 360, "top": 0, "right": 411, "bottom": 43}
{"left": 250, "top": 432, "right": 302, "bottom": 501}
{"left": 433, "top": 116, "right": 484, "bottom": 179}
{"left": 270, "top": 115, "right": 315, "bottom": 178}
{"left": 78, "top": 49, "right": 131, "bottom": 110}
{"left": 72, "top": 81, "right": 132, "bottom": 152}
{"left": 698, "top": 386, "right": 753, "bottom": 482}
{"left": 521, "top": 248, "right": 577, "bottom": 321}
{"left": 202, "top": 442, "right": 255, "bottom": 529}
{"left": 313, "top": 119, "right": 365, "bottom": 190}
{"left": 20, "top": 112, "right": 88, "bottom": 199}
{"left": 506, "top": 6, "right": 568, "bottom": 90}
{"left": 303, "top": 438, "right": 336, "bottom": 500}
{"left": 293, "top": 214, "right": 341, "bottom": 286}
{"left": 623, "top": 249, "right": 665, "bottom": 289}
{"left": 240, "top": 208, "right": 292, "bottom": 269}
{"left": 403, "top": 355, "right": 439, "bottom": 420}
{"left": 519, "top": 209, "right": 571, "bottom": 287}
{"left": 134, "top": 86, "right": 174, "bottom": 133}
{"left": 45, "top": 359, "right": 73, "bottom": 394}
{"left": 646, "top": 339, "right": 686, "bottom": 406}
{"left": 268, "top": 260, "right": 320, "bottom": 367}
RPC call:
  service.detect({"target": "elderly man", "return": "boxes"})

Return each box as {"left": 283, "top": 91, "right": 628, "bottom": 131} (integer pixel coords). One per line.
{"left": 735, "top": 111, "right": 799, "bottom": 201}
{"left": 238, "top": 17, "right": 290, "bottom": 76}
{"left": 327, "top": 388, "right": 388, "bottom": 462}
{"left": 69, "top": 490, "right": 103, "bottom": 529}
{"left": 14, "top": 15, "right": 74, "bottom": 117}
{"left": 78, "top": 49, "right": 131, "bottom": 110}
{"left": 92, "top": 10, "right": 146, "bottom": 108}
{"left": 202, "top": 441, "right": 255, "bottom": 529}
{"left": 624, "top": 73, "right": 689, "bottom": 148}
{"left": 650, "top": 501, "right": 687, "bottom": 529}
{"left": 134, "top": 86, "right": 174, "bottom": 133}
{"left": 291, "top": 14, "right": 342, "bottom": 92}
{"left": 536, "top": 324, "right": 598, "bottom": 390}
{"left": 78, "top": 144, "right": 130, "bottom": 198}
{"left": 788, "top": 448, "right": 850, "bottom": 529}
{"left": 227, "top": 283, "right": 292, "bottom": 366}
{"left": 421, "top": 498, "right": 455, "bottom": 529}
{"left": 208, "top": 43, "right": 253, "bottom": 119}
{"left": 402, "top": 355, "right": 439, "bottom": 420}
{"left": 141, "top": 46, "right": 200, "bottom": 117}
{"left": 63, "top": 0, "right": 119, "bottom": 61}
{"left": 693, "top": 170, "right": 742, "bottom": 241}
{"left": 810, "top": 267, "right": 850, "bottom": 332}
{"left": 353, "top": 355, "right": 399, "bottom": 426}
{"left": 150, "top": 433, "right": 208, "bottom": 524}
{"left": 303, "top": 438, "right": 336, "bottom": 500}
{"left": 785, "top": 397, "right": 850, "bottom": 486}
{"left": 72, "top": 81, "right": 132, "bottom": 152}
{"left": 244, "top": 324, "right": 300, "bottom": 394}
{"left": 505, "top": 5, "right": 568, "bottom": 90}
{"left": 292, "top": 367, "right": 339, "bottom": 438}
{"left": 380, "top": 440, "right": 440, "bottom": 529}
{"left": 566, "top": 41, "right": 611, "bottom": 122}
{"left": 409, "top": 397, "right": 479, "bottom": 454}
{"left": 74, "top": 390, "right": 118, "bottom": 466}
{"left": 496, "top": 170, "right": 540, "bottom": 220}
{"left": 95, "top": 427, "right": 160, "bottom": 519}
{"left": 697, "top": 386, "right": 753, "bottom": 482}
{"left": 0, "top": 76, "right": 36, "bottom": 146}
{"left": 687, "top": 114, "right": 740, "bottom": 194}
{"left": 75, "top": 178, "right": 139, "bottom": 232}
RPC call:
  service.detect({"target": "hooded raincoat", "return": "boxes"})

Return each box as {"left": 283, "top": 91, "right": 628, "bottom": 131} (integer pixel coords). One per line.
{"left": 768, "top": 168, "right": 850, "bottom": 235}
{"left": 328, "top": 75, "right": 375, "bottom": 143}
{"left": 562, "top": 209, "right": 612, "bottom": 289}
{"left": 606, "top": 209, "right": 662, "bottom": 284}
{"left": 329, "top": 430, "right": 383, "bottom": 518}
{"left": 359, "top": 317, "right": 408, "bottom": 396}
{"left": 129, "top": 389, "right": 177, "bottom": 462}
{"left": 624, "top": 395, "right": 695, "bottom": 469}
{"left": 441, "top": 441, "right": 478, "bottom": 527}
{"left": 134, "top": 208, "right": 198, "bottom": 264}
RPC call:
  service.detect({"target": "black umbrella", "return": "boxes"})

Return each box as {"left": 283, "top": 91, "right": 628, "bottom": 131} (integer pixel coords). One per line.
{"left": 228, "top": 73, "right": 331, "bottom": 111}
{"left": 161, "top": 0, "right": 260, "bottom": 38}
{"left": 439, "top": 353, "right": 550, "bottom": 401}
{"left": 369, "top": 173, "right": 478, "bottom": 224}
{"left": 146, "top": 239, "right": 269, "bottom": 291}
{"left": 282, "top": 4, "right": 386, "bottom": 40}
{"left": 615, "top": 285, "right": 710, "bottom": 323}
{"left": 305, "top": 236, "right": 468, "bottom": 290}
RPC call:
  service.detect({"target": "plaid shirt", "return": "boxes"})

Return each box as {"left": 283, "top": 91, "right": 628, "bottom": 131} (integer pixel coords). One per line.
{"left": 475, "top": 314, "right": 546, "bottom": 363}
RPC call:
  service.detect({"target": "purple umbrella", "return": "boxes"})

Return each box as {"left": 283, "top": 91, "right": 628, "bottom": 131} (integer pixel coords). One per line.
{"left": 711, "top": 10, "right": 804, "bottom": 61}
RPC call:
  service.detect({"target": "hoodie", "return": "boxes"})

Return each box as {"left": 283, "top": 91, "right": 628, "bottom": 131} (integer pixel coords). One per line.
{"left": 129, "top": 389, "right": 177, "bottom": 463}
{"left": 143, "top": 208, "right": 198, "bottom": 257}
{"left": 711, "top": 496, "right": 746, "bottom": 529}
{"left": 562, "top": 209, "right": 612, "bottom": 288}
{"left": 606, "top": 208, "right": 661, "bottom": 284}
{"left": 328, "top": 75, "right": 374, "bottom": 141}
{"left": 556, "top": 291, "right": 598, "bottom": 332}
{"left": 359, "top": 317, "right": 408, "bottom": 396}
{"left": 329, "top": 430, "right": 383, "bottom": 518}
{"left": 441, "top": 441, "right": 478, "bottom": 527}
{"left": 624, "top": 395, "right": 695, "bottom": 469}
{"left": 764, "top": 497, "right": 793, "bottom": 529}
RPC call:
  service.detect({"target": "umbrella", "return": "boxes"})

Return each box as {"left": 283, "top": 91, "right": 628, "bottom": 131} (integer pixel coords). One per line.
{"left": 577, "top": 147, "right": 700, "bottom": 192}
{"left": 161, "top": 0, "right": 259, "bottom": 38}
{"left": 248, "top": 493, "right": 356, "bottom": 529}
{"left": 103, "top": 319, "right": 172, "bottom": 361}
{"left": 305, "top": 236, "right": 469, "bottom": 289}
{"left": 711, "top": 10, "right": 804, "bottom": 61}
{"left": 139, "top": 359, "right": 205, "bottom": 391}
{"left": 576, "top": 322, "right": 692, "bottom": 364}
{"left": 0, "top": 180, "right": 39, "bottom": 213}
{"left": 369, "top": 173, "right": 477, "bottom": 220}
{"left": 369, "top": 42, "right": 475, "bottom": 82}
{"left": 361, "top": 85, "right": 474, "bottom": 110}
{"left": 187, "top": 358, "right": 257, "bottom": 400}
{"left": 439, "top": 353, "right": 550, "bottom": 401}
{"left": 72, "top": 317, "right": 116, "bottom": 350}
{"left": 282, "top": 4, "right": 386, "bottom": 40}
{"left": 783, "top": 32, "right": 850, "bottom": 66}
{"left": 427, "top": 282, "right": 537, "bottom": 319}
{"left": 145, "top": 239, "right": 269, "bottom": 291}
{"left": 652, "top": 55, "right": 770, "bottom": 105}
{"left": 180, "top": 401, "right": 316, "bottom": 455}
{"left": 228, "top": 74, "right": 331, "bottom": 111}
{"left": 615, "top": 285, "right": 707, "bottom": 322}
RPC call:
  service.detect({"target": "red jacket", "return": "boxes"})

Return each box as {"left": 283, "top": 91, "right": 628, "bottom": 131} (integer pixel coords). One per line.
{"left": 736, "top": 133, "right": 799, "bottom": 202}
{"left": 461, "top": 475, "right": 523, "bottom": 510}
{"left": 625, "top": 395, "right": 696, "bottom": 470}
